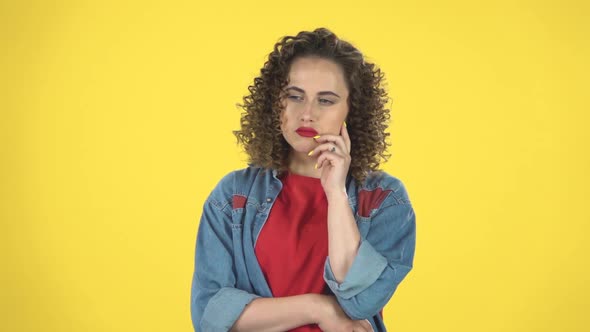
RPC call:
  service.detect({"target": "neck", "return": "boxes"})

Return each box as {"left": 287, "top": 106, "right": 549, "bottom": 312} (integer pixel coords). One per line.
{"left": 287, "top": 150, "right": 321, "bottom": 178}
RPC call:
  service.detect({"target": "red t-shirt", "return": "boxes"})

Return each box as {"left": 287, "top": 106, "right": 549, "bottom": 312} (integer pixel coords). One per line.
{"left": 254, "top": 171, "right": 329, "bottom": 331}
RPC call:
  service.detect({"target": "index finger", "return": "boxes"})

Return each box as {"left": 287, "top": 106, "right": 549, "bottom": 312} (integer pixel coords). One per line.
{"left": 340, "top": 121, "right": 351, "bottom": 153}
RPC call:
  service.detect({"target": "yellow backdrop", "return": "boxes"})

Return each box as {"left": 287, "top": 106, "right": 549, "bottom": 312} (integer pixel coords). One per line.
{"left": 2, "top": 0, "right": 589, "bottom": 331}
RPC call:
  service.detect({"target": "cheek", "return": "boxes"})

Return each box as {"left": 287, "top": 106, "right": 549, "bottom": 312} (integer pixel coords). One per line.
{"left": 331, "top": 106, "right": 348, "bottom": 121}
{"left": 279, "top": 111, "right": 288, "bottom": 130}
{"left": 340, "top": 104, "right": 349, "bottom": 119}
{"left": 280, "top": 106, "right": 294, "bottom": 126}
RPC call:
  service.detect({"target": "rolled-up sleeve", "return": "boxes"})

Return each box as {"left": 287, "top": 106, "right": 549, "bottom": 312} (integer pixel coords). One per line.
{"left": 198, "top": 287, "right": 260, "bottom": 331}
{"left": 324, "top": 239, "right": 388, "bottom": 299}
{"left": 323, "top": 199, "right": 416, "bottom": 320}
{"left": 190, "top": 176, "right": 261, "bottom": 331}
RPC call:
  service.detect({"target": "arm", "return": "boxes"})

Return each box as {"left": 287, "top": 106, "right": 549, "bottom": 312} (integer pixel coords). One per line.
{"left": 325, "top": 190, "right": 361, "bottom": 282}
{"left": 230, "top": 294, "right": 318, "bottom": 332}
{"left": 191, "top": 198, "right": 261, "bottom": 331}
{"left": 232, "top": 294, "right": 374, "bottom": 332}
{"left": 322, "top": 183, "right": 417, "bottom": 320}
{"left": 191, "top": 187, "right": 326, "bottom": 331}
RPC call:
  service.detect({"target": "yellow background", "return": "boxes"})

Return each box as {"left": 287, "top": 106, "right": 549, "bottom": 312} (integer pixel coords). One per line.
{"left": 2, "top": 0, "right": 589, "bottom": 331}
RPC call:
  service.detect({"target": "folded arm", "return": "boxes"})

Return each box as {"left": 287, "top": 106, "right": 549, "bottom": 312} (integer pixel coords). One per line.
{"left": 323, "top": 196, "right": 417, "bottom": 320}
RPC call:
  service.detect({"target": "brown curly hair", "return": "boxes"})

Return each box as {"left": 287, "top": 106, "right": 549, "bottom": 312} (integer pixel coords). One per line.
{"left": 233, "top": 27, "right": 392, "bottom": 185}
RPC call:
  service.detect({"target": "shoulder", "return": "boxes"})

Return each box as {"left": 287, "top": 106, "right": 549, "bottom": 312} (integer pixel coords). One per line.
{"left": 363, "top": 170, "right": 411, "bottom": 204}
{"left": 207, "top": 165, "right": 270, "bottom": 206}
{"left": 356, "top": 170, "right": 412, "bottom": 217}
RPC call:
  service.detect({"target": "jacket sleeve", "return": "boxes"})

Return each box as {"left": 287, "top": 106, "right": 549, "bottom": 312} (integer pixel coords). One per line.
{"left": 322, "top": 183, "right": 417, "bottom": 320}
{"left": 190, "top": 175, "right": 261, "bottom": 331}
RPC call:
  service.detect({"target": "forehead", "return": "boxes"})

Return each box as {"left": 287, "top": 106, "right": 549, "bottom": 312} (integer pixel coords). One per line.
{"left": 287, "top": 57, "right": 349, "bottom": 93}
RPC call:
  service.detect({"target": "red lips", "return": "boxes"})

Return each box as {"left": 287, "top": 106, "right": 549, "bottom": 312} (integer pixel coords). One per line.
{"left": 295, "top": 127, "right": 318, "bottom": 137}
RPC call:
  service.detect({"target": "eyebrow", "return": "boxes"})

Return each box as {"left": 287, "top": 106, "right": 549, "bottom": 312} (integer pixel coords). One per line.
{"left": 285, "top": 86, "right": 341, "bottom": 98}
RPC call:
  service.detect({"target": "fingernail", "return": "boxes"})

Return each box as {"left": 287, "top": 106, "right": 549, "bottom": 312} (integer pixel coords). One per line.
{"left": 313, "top": 135, "right": 320, "bottom": 139}
{"left": 308, "top": 150, "right": 314, "bottom": 156}
{"left": 314, "top": 163, "right": 318, "bottom": 169}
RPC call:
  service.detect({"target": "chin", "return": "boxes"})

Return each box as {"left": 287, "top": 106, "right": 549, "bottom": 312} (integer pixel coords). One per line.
{"left": 287, "top": 138, "right": 315, "bottom": 153}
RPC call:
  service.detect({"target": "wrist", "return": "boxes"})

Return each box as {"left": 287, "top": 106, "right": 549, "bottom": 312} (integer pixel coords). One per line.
{"left": 326, "top": 187, "right": 348, "bottom": 202}
{"left": 306, "top": 294, "right": 328, "bottom": 324}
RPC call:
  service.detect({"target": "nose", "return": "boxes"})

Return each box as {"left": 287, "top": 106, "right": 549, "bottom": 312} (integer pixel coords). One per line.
{"left": 300, "top": 100, "right": 316, "bottom": 122}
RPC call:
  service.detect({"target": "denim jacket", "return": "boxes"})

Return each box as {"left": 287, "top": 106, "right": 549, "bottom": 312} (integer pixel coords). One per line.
{"left": 190, "top": 165, "right": 416, "bottom": 332}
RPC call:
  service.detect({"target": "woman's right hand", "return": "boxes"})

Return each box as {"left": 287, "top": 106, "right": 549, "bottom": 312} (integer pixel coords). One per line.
{"left": 313, "top": 294, "right": 374, "bottom": 332}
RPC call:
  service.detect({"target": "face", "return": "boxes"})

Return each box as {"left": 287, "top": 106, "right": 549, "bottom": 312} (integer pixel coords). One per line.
{"left": 279, "top": 56, "right": 350, "bottom": 154}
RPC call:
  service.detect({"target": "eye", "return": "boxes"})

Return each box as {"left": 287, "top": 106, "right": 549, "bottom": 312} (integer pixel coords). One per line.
{"left": 287, "top": 95, "right": 303, "bottom": 102}
{"left": 319, "top": 98, "right": 335, "bottom": 105}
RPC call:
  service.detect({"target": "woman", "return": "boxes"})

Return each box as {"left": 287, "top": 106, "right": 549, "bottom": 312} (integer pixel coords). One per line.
{"left": 190, "top": 27, "right": 416, "bottom": 332}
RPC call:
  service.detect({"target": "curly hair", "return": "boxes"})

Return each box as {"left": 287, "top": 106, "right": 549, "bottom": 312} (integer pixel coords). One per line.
{"left": 233, "top": 27, "right": 391, "bottom": 185}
